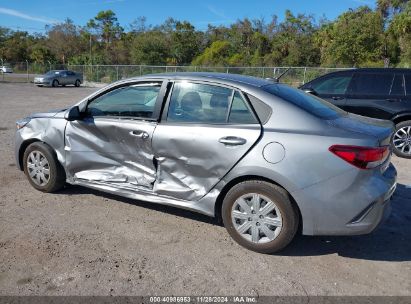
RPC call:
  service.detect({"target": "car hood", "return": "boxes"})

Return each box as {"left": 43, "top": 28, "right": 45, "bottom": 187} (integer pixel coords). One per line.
{"left": 29, "top": 108, "right": 67, "bottom": 119}
{"left": 328, "top": 113, "right": 394, "bottom": 145}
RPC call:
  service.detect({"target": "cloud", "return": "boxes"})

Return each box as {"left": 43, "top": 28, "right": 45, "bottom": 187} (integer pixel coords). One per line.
{"left": 0, "top": 7, "right": 60, "bottom": 24}
{"left": 206, "top": 5, "right": 229, "bottom": 20}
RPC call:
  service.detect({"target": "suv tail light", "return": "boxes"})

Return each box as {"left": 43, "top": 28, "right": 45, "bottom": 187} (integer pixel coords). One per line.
{"left": 329, "top": 145, "right": 390, "bottom": 169}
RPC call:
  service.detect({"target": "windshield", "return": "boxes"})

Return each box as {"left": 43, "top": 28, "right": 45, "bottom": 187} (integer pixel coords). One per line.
{"left": 262, "top": 84, "right": 346, "bottom": 119}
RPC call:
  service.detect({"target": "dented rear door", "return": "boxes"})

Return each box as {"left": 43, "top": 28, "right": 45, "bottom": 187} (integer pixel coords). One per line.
{"left": 64, "top": 81, "right": 166, "bottom": 189}
{"left": 152, "top": 81, "right": 261, "bottom": 201}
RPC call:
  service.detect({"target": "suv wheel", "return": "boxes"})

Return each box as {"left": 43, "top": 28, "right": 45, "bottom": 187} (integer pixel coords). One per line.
{"left": 52, "top": 79, "right": 59, "bottom": 87}
{"left": 75, "top": 80, "right": 81, "bottom": 87}
{"left": 392, "top": 120, "right": 411, "bottom": 159}
{"left": 222, "top": 180, "right": 299, "bottom": 254}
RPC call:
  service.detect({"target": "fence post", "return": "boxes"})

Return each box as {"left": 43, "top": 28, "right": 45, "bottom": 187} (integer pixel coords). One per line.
{"left": 262, "top": 67, "right": 265, "bottom": 78}
{"left": 139, "top": 65, "right": 142, "bottom": 76}
{"left": 116, "top": 65, "right": 119, "bottom": 81}
{"left": 303, "top": 67, "right": 307, "bottom": 85}
{"left": 26, "top": 60, "right": 29, "bottom": 83}
{"left": 1, "top": 58, "right": 3, "bottom": 81}
{"left": 226, "top": 67, "right": 229, "bottom": 74}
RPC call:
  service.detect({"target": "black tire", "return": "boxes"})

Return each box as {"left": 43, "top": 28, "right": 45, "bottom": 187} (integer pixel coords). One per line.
{"left": 23, "top": 142, "right": 66, "bottom": 192}
{"left": 75, "top": 79, "right": 81, "bottom": 87}
{"left": 392, "top": 120, "right": 411, "bottom": 159}
{"left": 52, "top": 79, "right": 59, "bottom": 87}
{"left": 222, "top": 180, "right": 299, "bottom": 254}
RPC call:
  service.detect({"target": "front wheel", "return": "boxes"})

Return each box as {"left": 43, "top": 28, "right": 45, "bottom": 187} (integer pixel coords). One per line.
{"left": 52, "top": 79, "right": 59, "bottom": 87}
{"left": 392, "top": 120, "right": 411, "bottom": 159}
{"left": 75, "top": 79, "right": 81, "bottom": 87}
{"left": 222, "top": 180, "right": 299, "bottom": 254}
{"left": 23, "top": 142, "right": 66, "bottom": 192}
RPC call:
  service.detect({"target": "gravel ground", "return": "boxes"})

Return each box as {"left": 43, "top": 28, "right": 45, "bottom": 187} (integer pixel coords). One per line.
{"left": 0, "top": 83, "right": 410, "bottom": 296}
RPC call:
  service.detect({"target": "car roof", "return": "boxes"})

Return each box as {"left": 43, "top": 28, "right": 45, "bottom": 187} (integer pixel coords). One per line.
{"left": 323, "top": 68, "right": 411, "bottom": 75}
{"left": 132, "top": 72, "right": 275, "bottom": 88}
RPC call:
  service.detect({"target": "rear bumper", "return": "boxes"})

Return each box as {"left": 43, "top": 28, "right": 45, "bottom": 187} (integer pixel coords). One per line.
{"left": 292, "top": 162, "right": 397, "bottom": 236}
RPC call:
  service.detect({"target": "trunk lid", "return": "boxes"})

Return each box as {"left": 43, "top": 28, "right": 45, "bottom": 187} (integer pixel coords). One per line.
{"left": 328, "top": 113, "right": 394, "bottom": 146}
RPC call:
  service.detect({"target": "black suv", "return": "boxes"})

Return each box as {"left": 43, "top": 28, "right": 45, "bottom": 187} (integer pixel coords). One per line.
{"left": 300, "top": 68, "right": 411, "bottom": 158}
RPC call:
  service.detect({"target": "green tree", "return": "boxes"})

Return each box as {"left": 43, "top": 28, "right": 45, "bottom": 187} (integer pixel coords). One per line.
{"left": 46, "top": 19, "right": 82, "bottom": 64}
{"left": 388, "top": 1, "right": 411, "bottom": 66}
{"left": 266, "top": 10, "right": 320, "bottom": 66}
{"left": 170, "top": 21, "right": 201, "bottom": 64}
{"left": 316, "top": 6, "right": 385, "bottom": 67}
{"left": 192, "top": 40, "right": 232, "bottom": 66}
{"left": 87, "top": 10, "right": 123, "bottom": 47}
{"left": 131, "top": 31, "right": 169, "bottom": 65}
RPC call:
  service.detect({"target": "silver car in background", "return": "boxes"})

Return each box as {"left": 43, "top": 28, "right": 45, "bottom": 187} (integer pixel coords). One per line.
{"left": 34, "top": 70, "right": 83, "bottom": 87}
{"left": 14, "top": 73, "right": 397, "bottom": 253}
{"left": 0, "top": 65, "right": 13, "bottom": 73}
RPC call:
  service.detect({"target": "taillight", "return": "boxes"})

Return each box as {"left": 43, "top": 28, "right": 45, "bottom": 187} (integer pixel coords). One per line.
{"left": 329, "top": 145, "right": 390, "bottom": 169}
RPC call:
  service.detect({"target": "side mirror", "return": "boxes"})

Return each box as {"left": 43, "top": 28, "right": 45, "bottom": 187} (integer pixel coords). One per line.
{"left": 65, "top": 106, "right": 82, "bottom": 121}
{"left": 303, "top": 88, "right": 318, "bottom": 96}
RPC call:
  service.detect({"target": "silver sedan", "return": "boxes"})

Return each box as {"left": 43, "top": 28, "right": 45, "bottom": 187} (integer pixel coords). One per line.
{"left": 14, "top": 73, "right": 397, "bottom": 253}
{"left": 34, "top": 70, "right": 83, "bottom": 87}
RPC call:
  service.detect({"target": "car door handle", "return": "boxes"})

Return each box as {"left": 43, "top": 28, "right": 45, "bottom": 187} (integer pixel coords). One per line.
{"left": 332, "top": 96, "right": 344, "bottom": 100}
{"left": 219, "top": 136, "right": 247, "bottom": 146}
{"left": 129, "top": 130, "right": 149, "bottom": 139}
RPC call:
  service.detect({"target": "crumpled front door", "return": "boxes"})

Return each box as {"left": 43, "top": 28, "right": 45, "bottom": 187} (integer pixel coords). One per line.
{"left": 64, "top": 117, "right": 157, "bottom": 189}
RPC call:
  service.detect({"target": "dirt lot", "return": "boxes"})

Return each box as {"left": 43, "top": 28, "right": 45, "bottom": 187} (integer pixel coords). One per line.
{"left": 0, "top": 83, "right": 410, "bottom": 296}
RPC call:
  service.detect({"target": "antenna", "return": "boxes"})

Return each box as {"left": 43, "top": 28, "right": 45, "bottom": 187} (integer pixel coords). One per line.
{"left": 273, "top": 68, "right": 291, "bottom": 83}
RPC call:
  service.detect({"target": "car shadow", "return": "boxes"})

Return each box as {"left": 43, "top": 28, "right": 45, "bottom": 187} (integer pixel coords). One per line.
{"left": 57, "top": 183, "right": 411, "bottom": 261}
{"left": 58, "top": 185, "right": 221, "bottom": 226}
{"left": 280, "top": 183, "right": 411, "bottom": 261}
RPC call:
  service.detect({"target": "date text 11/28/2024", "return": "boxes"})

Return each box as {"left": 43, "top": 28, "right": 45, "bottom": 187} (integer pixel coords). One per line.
{"left": 149, "top": 296, "right": 258, "bottom": 303}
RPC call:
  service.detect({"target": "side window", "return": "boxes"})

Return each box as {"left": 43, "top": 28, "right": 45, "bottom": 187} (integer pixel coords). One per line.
{"left": 390, "top": 74, "right": 405, "bottom": 96}
{"left": 67, "top": 71, "right": 75, "bottom": 76}
{"left": 228, "top": 92, "right": 258, "bottom": 124}
{"left": 404, "top": 74, "right": 411, "bottom": 96}
{"left": 311, "top": 74, "right": 352, "bottom": 95}
{"left": 349, "top": 73, "right": 394, "bottom": 97}
{"left": 86, "top": 83, "right": 161, "bottom": 118}
{"left": 167, "top": 82, "right": 232, "bottom": 123}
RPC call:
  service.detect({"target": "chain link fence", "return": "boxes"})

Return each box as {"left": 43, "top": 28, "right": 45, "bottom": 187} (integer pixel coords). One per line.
{"left": 0, "top": 61, "right": 353, "bottom": 87}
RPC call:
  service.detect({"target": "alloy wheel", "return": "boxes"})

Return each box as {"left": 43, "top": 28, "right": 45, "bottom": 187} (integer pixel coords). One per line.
{"left": 393, "top": 126, "right": 411, "bottom": 155}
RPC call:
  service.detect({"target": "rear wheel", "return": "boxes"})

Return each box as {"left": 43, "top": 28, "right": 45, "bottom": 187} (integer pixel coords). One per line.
{"left": 23, "top": 142, "right": 66, "bottom": 192}
{"left": 52, "top": 79, "right": 59, "bottom": 87}
{"left": 222, "top": 180, "right": 299, "bottom": 254}
{"left": 75, "top": 79, "right": 81, "bottom": 87}
{"left": 392, "top": 120, "right": 411, "bottom": 159}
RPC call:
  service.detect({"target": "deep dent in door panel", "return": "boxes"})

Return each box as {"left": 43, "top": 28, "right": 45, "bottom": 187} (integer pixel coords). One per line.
{"left": 65, "top": 119, "right": 156, "bottom": 188}
{"left": 152, "top": 125, "right": 261, "bottom": 201}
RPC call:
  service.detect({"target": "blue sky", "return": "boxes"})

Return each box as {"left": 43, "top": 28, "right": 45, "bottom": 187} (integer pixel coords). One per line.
{"left": 0, "top": 0, "right": 376, "bottom": 33}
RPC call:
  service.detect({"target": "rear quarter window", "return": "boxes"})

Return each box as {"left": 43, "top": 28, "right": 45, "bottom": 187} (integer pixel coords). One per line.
{"left": 263, "top": 84, "right": 346, "bottom": 119}
{"left": 349, "top": 73, "right": 394, "bottom": 96}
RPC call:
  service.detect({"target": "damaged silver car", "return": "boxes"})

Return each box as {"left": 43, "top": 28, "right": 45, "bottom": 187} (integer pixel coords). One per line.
{"left": 15, "top": 73, "right": 397, "bottom": 253}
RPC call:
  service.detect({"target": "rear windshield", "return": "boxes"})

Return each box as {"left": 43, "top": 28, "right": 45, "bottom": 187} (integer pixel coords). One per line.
{"left": 262, "top": 84, "right": 346, "bottom": 119}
